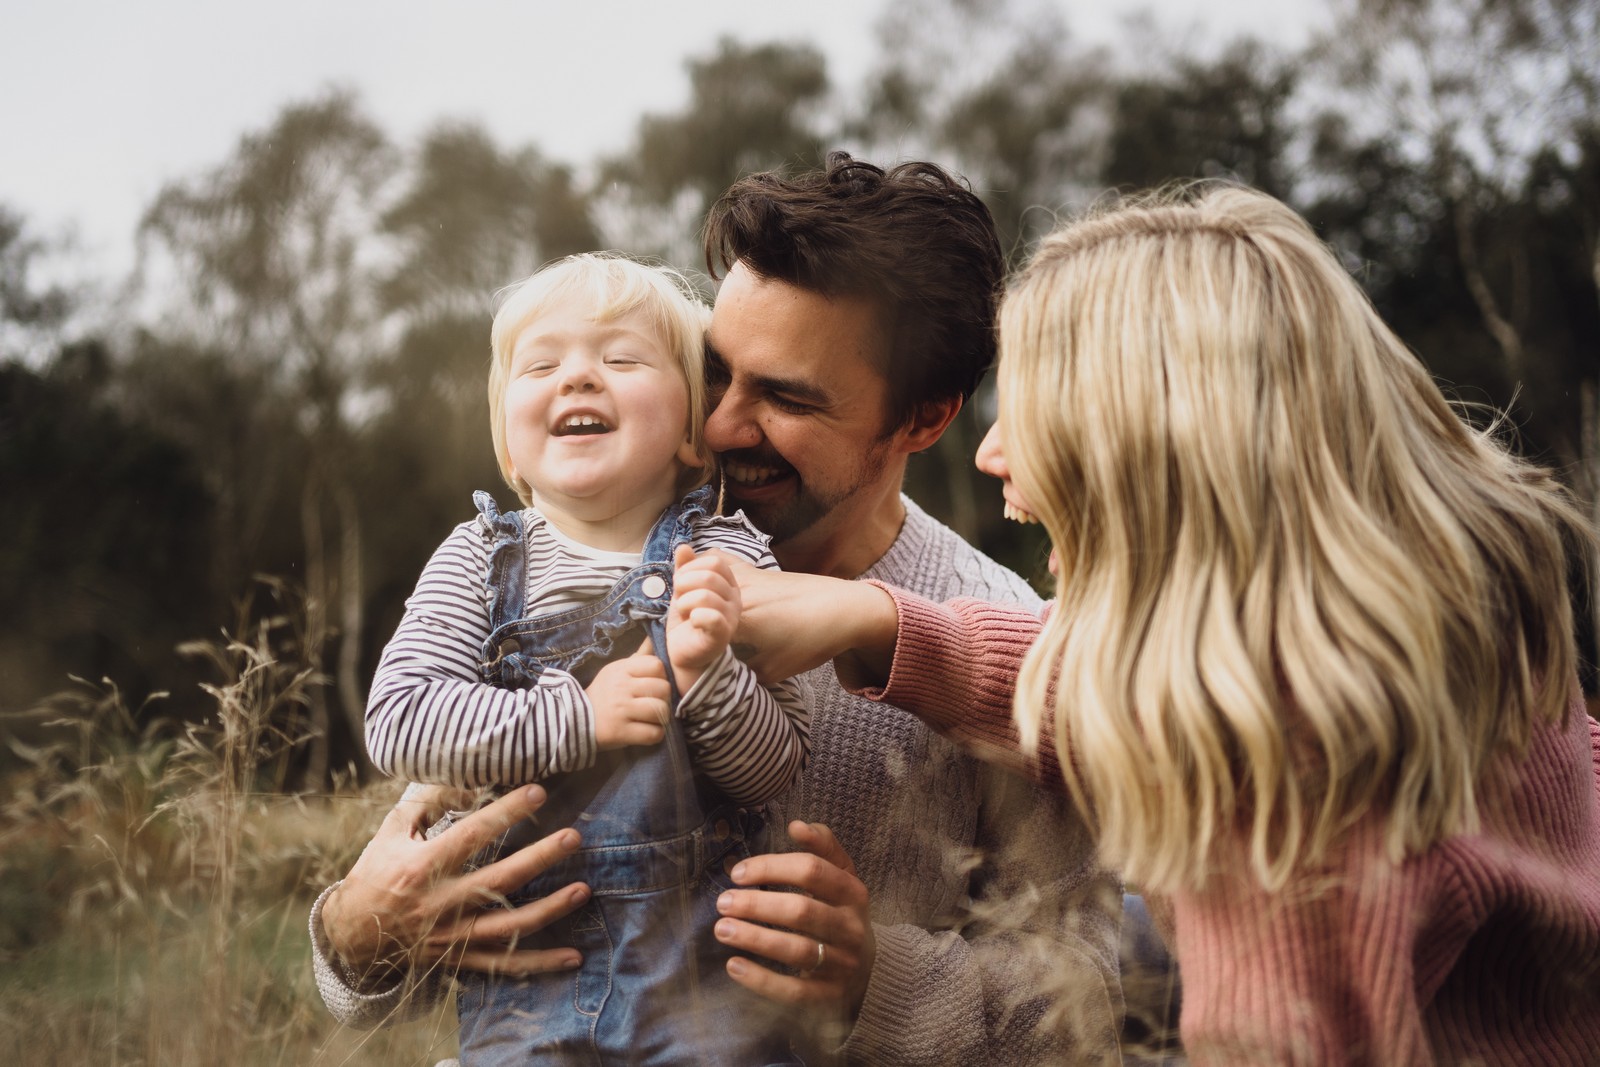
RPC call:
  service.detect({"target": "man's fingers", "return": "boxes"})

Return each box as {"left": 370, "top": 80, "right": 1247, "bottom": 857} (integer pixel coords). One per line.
{"left": 451, "top": 945, "right": 583, "bottom": 977}
{"left": 431, "top": 784, "right": 552, "bottom": 870}
{"left": 723, "top": 956, "right": 837, "bottom": 1005}
{"left": 715, "top": 885, "right": 859, "bottom": 947}
{"left": 377, "top": 784, "right": 469, "bottom": 840}
{"left": 455, "top": 880, "right": 592, "bottom": 946}
{"left": 728, "top": 850, "right": 867, "bottom": 908}
{"left": 787, "top": 819, "right": 859, "bottom": 876}
{"left": 713, "top": 914, "right": 845, "bottom": 973}
{"left": 462, "top": 823, "right": 584, "bottom": 900}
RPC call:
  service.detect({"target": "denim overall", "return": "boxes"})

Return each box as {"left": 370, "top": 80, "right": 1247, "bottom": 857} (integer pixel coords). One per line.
{"left": 455, "top": 486, "right": 802, "bottom": 1067}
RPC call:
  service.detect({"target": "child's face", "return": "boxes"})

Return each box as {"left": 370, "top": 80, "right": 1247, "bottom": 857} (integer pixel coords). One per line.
{"left": 504, "top": 303, "right": 699, "bottom": 522}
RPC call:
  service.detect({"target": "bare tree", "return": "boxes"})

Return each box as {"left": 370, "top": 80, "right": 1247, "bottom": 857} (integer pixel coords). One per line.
{"left": 137, "top": 92, "right": 397, "bottom": 782}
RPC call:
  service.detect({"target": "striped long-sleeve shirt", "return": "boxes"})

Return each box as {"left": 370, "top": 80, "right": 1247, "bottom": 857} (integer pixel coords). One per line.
{"left": 364, "top": 502, "right": 809, "bottom": 805}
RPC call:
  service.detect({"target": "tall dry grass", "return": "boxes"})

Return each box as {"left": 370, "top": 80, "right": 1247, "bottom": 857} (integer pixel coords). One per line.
{"left": 0, "top": 585, "right": 461, "bottom": 1066}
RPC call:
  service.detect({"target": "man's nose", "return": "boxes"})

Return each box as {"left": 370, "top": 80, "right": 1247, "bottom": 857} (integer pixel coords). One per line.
{"left": 704, "top": 387, "right": 762, "bottom": 451}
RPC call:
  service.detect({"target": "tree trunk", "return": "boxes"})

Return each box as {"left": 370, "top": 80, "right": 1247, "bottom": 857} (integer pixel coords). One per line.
{"left": 1582, "top": 382, "right": 1599, "bottom": 667}
{"left": 1453, "top": 194, "right": 1527, "bottom": 389}
{"left": 1585, "top": 235, "right": 1600, "bottom": 673}
{"left": 298, "top": 469, "right": 331, "bottom": 791}
{"left": 331, "top": 471, "right": 372, "bottom": 777}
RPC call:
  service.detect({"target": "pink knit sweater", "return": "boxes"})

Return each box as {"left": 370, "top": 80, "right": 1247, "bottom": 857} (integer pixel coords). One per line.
{"left": 857, "top": 585, "right": 1600, "bottom": 1066}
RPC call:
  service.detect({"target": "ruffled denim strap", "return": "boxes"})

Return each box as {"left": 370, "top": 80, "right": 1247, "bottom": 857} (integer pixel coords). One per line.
{"left": 473, "top": 490, "right": 528, "bottom": 633}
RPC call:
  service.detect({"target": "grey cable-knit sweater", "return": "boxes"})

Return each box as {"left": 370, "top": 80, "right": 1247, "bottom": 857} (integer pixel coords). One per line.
{"left": 309, "top": 496, "right": 1122, "bottom": 1064}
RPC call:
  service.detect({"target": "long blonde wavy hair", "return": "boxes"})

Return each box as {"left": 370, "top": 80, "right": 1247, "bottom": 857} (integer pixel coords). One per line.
{"left": 1002, "top": 185, "right": 1592, "bottom": 894}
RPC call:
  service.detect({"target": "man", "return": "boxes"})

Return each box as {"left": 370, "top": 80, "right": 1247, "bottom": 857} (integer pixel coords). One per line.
{"left": 311, "top": 153, "right": 1121, "bottom": 1063}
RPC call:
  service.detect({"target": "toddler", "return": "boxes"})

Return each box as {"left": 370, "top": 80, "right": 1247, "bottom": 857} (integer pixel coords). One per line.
{"left": 365, "top": 253, "right": 809, "bottom": 1066}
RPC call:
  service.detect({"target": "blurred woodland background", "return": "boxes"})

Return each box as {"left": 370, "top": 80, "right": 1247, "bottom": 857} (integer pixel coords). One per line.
{"left": 2, "top": 0, "right": 1597, "bottom": 1061}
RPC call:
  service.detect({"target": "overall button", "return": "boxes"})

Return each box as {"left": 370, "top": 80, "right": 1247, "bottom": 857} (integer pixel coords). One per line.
{"left": 713, "top": 819, "right": 731, "bottom": 841}
{"left": 641, "top": 575, "right": 667, "bottom": 599}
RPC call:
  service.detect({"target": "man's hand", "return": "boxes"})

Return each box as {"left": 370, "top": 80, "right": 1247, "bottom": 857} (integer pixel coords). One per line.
{"left": 666, "top": 543, "right": 738, "bottom": 691}
{"left": 586, "top": 640, "right": 672, "bottom": 750}
{"left": 713, "top": 820, "right": 877, "bottom": 1016}
{"left": 321, "top": 783, "right": 590, "bottom": 990}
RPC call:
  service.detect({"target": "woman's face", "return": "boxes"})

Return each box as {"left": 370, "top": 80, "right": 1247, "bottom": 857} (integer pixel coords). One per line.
{"left": 976, "top": 416, "right": 1059, "bottom": 576}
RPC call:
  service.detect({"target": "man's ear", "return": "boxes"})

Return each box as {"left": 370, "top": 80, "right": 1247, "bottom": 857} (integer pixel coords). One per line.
{"left": 893, "top": 396, "right": 963, "bottom": 455}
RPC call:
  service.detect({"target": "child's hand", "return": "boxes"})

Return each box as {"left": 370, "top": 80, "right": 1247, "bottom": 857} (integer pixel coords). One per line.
{"left": 586, "top": 640, "right": 671, "bottom": 750}
{"left": 666, "top": 543, "right": 739, "bottom": 693}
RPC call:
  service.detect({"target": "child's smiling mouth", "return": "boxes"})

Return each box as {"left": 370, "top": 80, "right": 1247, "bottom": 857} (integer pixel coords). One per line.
{"left": 553, "top": 412, "right": 613, "bottom": 436}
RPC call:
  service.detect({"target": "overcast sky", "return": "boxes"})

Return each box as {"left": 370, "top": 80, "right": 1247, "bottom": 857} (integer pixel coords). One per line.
{"left": 1, "top": 0, "right": 1328, "bottom": 279}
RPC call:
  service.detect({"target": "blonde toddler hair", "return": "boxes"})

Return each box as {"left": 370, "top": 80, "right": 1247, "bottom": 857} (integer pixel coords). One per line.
{"left": 1002, "top": 184, "right": 1592, "bottom": 893}
{"left": 488, "top": 253, "right": 713, "bottom": 506}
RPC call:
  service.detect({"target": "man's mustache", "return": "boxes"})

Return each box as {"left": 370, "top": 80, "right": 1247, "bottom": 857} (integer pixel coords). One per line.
{"left": 717, "top": 448, "right": 793, "bottom": 472}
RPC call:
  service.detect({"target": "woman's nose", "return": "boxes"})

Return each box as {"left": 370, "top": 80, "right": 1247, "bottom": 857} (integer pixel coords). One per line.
{"left": 975, "top": 420, "right": 1008, "bottom": 480}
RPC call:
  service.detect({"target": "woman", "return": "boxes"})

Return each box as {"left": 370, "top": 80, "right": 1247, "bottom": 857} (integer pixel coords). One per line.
{"left": 733, "top": 185, "right": 1600, "bottom": 1064}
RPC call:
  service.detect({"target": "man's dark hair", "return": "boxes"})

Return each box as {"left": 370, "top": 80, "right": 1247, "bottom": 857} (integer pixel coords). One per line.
{"left": 703, "top": 151, "right": 1003, "bottom": 430}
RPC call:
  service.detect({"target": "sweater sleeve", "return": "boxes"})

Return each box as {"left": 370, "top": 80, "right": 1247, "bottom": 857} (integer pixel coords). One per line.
{"left": 307, "top": 782, "right": 455, "bottom": 1030}
{"left": 859, "top": 583, "right": 1065, "bottom": 790}
{"left": 308, "top": 880, "right": 449, "bottom": 1029}
{"left": 677, "top": 648, "right": 810, "bottom": 805}
{"left": 672, "top": 512, "right": 811, "bottom": 805}
{"left": 363, "top": 524, "right": 598, "bottom": 787}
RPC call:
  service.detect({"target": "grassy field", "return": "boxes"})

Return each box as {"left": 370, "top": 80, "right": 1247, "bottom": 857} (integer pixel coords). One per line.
{"left": 0, "top": 624, "right": 465, "bottom": 1066}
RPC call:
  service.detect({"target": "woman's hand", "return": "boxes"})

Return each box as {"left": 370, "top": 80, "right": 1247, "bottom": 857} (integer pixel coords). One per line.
{"left": 725, "top": 560, "right": 899, "bottom": 688}
{"left": 321, "top": 783, "right": 590, "bottom": 990}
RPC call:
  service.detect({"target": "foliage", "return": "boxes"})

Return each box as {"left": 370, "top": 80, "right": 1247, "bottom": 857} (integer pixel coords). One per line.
{"left": 0, "top": 207, "right": 71, "bottom": 363}
{"left": 3, "top": 0, "right": 1596, "bottom": 775}
{"left": 0, "top": 600, "right": 452, "bottom": 1064}
{"left": 0, "top": 351, "right": 213, "bottom": 725}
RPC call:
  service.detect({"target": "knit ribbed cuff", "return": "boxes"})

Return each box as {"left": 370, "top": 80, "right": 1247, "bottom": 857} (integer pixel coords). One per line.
{"left": 308, "top": 882, "right": 410, "bottom": 1025}
{"left": 837, "top": 922, "right": 927, "bottom": 1063}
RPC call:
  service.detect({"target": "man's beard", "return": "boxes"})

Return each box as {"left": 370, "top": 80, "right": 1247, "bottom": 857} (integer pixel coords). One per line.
{"left": 720, "top": 440, "right": 892, "bottom": 547}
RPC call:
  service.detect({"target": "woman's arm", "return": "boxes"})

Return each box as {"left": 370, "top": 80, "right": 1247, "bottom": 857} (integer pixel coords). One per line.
{"left": 854, "top": 584, "right": 1062, "bottom": 786}
{"left": 731, "top": 564, "right": 1065, "bottom": 789}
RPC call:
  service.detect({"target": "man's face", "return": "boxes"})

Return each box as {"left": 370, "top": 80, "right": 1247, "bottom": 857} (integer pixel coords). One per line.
{"left": 704, "top": 262, "right": 897, "bottom": 550}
